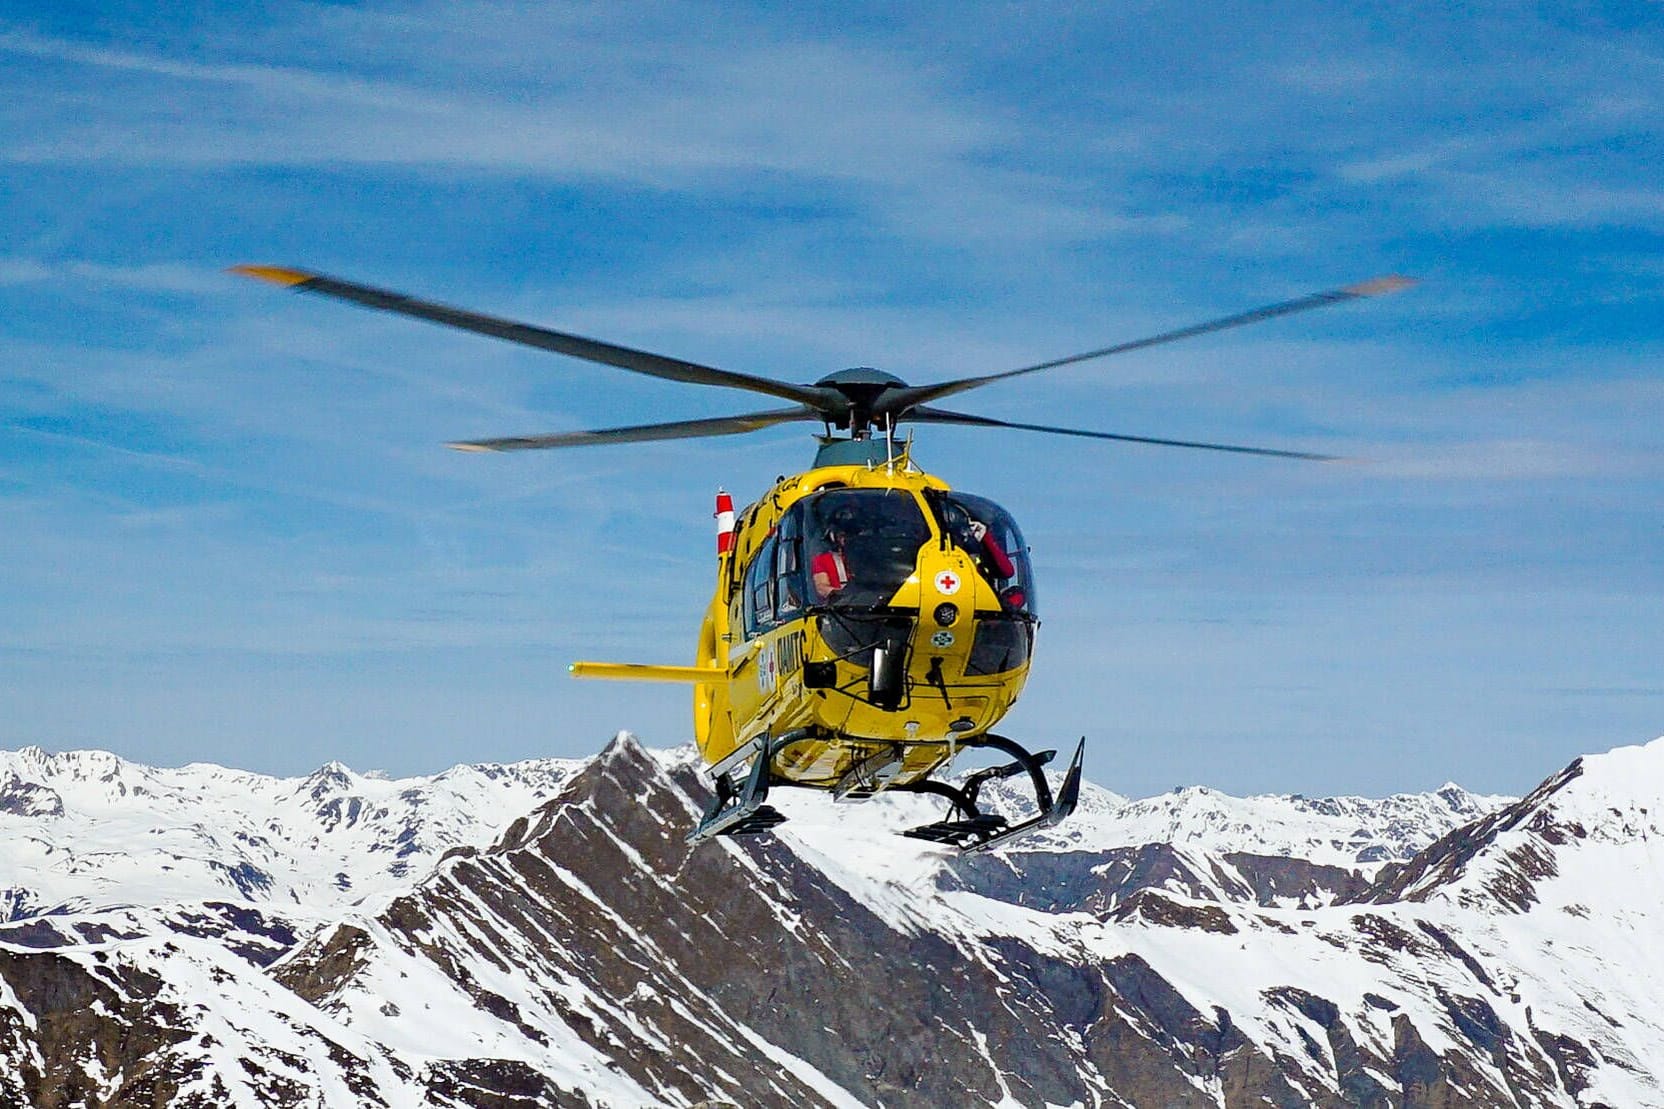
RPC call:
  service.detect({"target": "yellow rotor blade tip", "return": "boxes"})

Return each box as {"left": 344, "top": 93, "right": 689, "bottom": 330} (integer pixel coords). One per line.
{"left": 229, "top": 264, "right": 314, "bottom": 287}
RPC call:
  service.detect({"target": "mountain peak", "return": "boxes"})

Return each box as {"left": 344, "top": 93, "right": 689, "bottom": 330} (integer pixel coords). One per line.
{"left": 597, "top": 729, "right": 648, "bottom": 761}
{"left": 1566, "top": 734, "right": 1664, "bottom": 804}
{"left": 1360, "top": 738, "right": 1664, "bottom": 912}
{"left": 305, "top": 759, "right": 355, "bottom": 782}
{"left": 0, "top": 746, "right": 581, "bottom": 918}
{"left": 4, "top": 746, "right": 130, "bottom": 778}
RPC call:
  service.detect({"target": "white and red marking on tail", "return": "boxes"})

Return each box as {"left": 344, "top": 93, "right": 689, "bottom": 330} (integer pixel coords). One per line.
{"left": 714, "top": 488, "right": 736, "bottom": 555}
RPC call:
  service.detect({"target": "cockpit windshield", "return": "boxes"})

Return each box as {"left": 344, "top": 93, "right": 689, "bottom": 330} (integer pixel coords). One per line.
{"left": 799, "top": 488, "right": 932, "bottom": 607}
{"left": 742, "top": 487, "right": 934, "bottom": 637}
{"left": 740, "top": 485, "right": 1034, "bottom": 641}
{"left": 928, "top": 491, "right": 1036, "bottom": 614}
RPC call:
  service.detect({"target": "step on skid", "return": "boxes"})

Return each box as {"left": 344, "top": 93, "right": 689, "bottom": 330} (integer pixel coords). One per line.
{"left": 686, "top": 732, "right": 791, "bottom": 844}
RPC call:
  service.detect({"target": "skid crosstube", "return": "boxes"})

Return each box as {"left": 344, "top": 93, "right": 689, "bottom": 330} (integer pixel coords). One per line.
{"left": 897, "top": 735, "right": 1085, "bottom": 853}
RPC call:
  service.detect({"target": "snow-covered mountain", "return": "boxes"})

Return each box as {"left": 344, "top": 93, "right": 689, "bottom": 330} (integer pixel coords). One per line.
{"left": 0, "top": 742, "right": 1497, "bottom": 922}
{"left": 1039, "top": 779, "right": 1508, "bottom": 865}
{"left": 2, "top": 734, "right": 1662, "bottom": 1106}
{"left": 0, "top": 746, "right": 579, "bottom": 919}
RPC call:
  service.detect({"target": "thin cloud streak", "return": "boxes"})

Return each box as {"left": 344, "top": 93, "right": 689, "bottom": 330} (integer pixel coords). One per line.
{"left": 0, "top": 257, "right": 240, "bottom": 295}
{"left": 0, "top": 24, "right": 1138, "bottom": 248}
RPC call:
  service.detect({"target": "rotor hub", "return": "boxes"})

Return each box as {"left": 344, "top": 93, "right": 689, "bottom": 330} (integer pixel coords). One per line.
{"left": 810, "top": 368, "right": 911, "bottom": 433}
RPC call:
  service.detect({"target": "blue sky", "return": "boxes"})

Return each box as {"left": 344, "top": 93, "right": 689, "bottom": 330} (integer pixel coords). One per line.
{"left": 2, "top": 1, "right": 1661, "bottom": 799}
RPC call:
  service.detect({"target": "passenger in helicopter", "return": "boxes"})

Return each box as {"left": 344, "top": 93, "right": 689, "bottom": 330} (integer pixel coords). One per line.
{"left": 940, "top": 499, "right": 1016, "bottom": 583}
{"left": 967, "top": 517, "right": 1017, "bottom": 580}
{"left": 777, "top": 579, "right": 804, "bottom": 617}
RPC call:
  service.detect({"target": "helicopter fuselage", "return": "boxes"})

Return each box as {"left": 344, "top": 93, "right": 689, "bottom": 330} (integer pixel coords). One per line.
{"left": 689, "top": 454, "right": 1038, "bottom": 793}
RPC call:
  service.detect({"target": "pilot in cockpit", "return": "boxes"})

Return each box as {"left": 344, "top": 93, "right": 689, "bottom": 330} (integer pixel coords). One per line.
{"left": 811, "top": 507, "right": 856, "bottom": 600}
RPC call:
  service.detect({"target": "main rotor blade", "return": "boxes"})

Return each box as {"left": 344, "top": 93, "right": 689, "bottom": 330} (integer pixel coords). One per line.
{"left": 881, "top": 276, "right": 1417, "bottom": 414}
{"left": 447, "top": 406, "right": 817, "bottom": 452}
{"left": 230, "top": 265, "right": 834, "bottom": 409}
{"left": 908, "top": 406, "right": 1339, "bottom": 461}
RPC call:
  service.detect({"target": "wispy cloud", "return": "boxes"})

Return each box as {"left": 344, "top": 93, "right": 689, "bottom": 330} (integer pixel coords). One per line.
{"left": 0, "top": 257, "right": 230, "bottom": 294}
{"left": 0, "top": 18, "right": 1139, "bottom": 248}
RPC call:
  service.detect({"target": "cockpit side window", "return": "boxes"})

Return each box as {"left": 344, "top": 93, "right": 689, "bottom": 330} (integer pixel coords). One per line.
{"left": 743, "top": 534, "right": 778, "bottom": 638}
{"left": 775, "top": 510, "right": 805, "bottom": 619}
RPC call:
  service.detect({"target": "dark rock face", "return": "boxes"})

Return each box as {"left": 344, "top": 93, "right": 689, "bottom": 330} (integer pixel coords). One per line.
{"left": 0, "top": 945, "right": 191, "bottom": 1108}
{"left": 1224, "top": 852, "right": 1374, "bottom": 908}
{"left": 1359, "top": 760, "right": 1585, "bottom": 910}
{"left": 164, "top": 902, "right": 299, "bottom": 966}
{"left": 0, "top": 739, "right": 1647, "bottom": 1106}
{"left": 292, "top": 739, "right": 1103, "bottom": 1107}
{"left": 944, "top": 843, "right": 1371, "bottom": 914}
{"left": 0, "top": 773, "right": 64, "bottom": 817}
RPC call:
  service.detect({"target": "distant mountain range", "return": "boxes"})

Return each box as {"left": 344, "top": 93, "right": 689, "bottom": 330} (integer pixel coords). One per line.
{"left": 1, "top": 735, "right": 1660, "bottom": 1106}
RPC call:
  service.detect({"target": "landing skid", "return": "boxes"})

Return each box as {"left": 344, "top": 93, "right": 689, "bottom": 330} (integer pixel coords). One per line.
{"left": 687, "top": 732, "right": 1083, "bottom": 853}
{"left": 686, "top": 734, "right": 788, "bottom": 844}
{"left": 897, "top": 735, "right": 1084, "bottom": 853}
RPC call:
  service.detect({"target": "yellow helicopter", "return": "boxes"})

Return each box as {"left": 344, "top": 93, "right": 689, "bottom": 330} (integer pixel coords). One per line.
{"left": 233, "top": 265, "right": 1413, "bottom": 851}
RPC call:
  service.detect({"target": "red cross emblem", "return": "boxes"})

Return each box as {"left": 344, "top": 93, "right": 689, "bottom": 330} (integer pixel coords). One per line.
{"left": 934, "top": 570, "right": 962, "bottom": 596}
